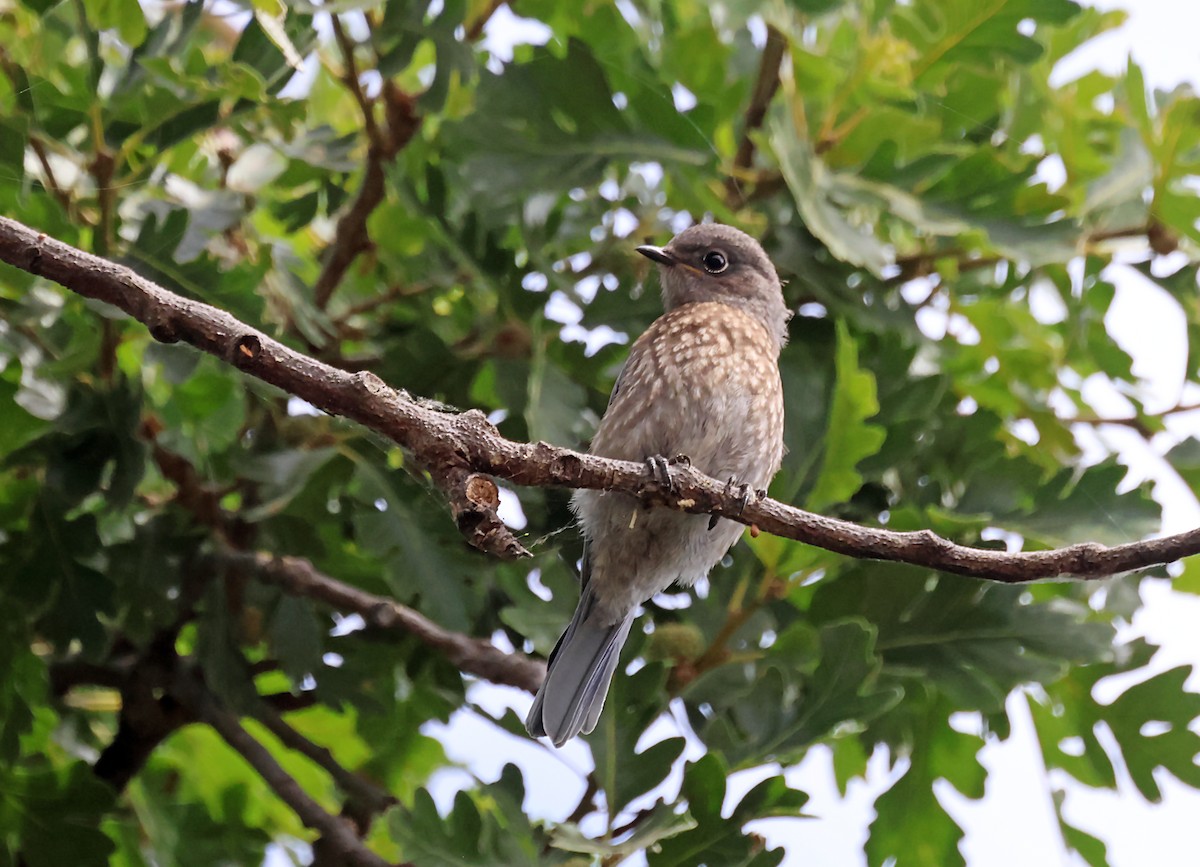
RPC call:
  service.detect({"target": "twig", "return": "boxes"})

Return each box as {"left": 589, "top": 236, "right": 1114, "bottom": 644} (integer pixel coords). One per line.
{"left": 253, "top": 698, "right": 396, "bottom": 825}
{"left": 235, "top": 550, "right": 546, "bottom": 693}
{"left": 1069, "top": 401, "right": 1200, "bottom": 437}
{"left": 609, "top": 803, "right": 659, "bottom": 839}
{"left": 149, "top": 438, "right": 228, "bottom": 529}
{"left": 311, "top": 39, "right": 422, "bottom": 312}
{"left": 1087, "top": 225, "right": 1151, "bottom": 245}
{"left": 28, "top": 136, "right": 74, "bottom": 213}
{"left": 887, "top": 251, "right": 1002, "bottom": 286}
{"left": 3, "top": 215, "right": 1200, "bottom": 584}
{"left": 311, "top": 147, "right": 385, "bottom": 313}
{"left": 89, "top": 144, "right": 116, "bottom": 257}
{"left": 725, "top": 25, "right": 787, "bottom": 207}
{"left": 337, "top": 281, "right": 429, "bottom": 320}
{"left": 565, "top": 775, "right": 600, "bottom": 824}
{"left": 173, "top": 665, "right": 399, "bottom": 867}
{"left": 681, "top": 568, "right": 781, "bottom": 687}
{"left": 53, "top": 638, "right": 193, "bottom": 792}
{"left": 815, "top": 106, "right": 868, "bottom": 154}
{"left": 263, "top": 691, "right": 320, "bottom": 713}
{"left": 310, "top": 115, "right": 417, "bottom": 310}
{"left": 330, "top": 15, "right": 382, "bottom": 148}
{"left": 889, "top": 224, "right": 1157, "bottom": 288}
{"left": 465, "top": 0, "right": 508, "bottom": 41}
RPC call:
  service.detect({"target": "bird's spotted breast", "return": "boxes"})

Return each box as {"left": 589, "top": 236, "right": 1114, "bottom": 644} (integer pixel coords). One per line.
{"left": 590, "top": 302, "right": 783, "bottom": 481}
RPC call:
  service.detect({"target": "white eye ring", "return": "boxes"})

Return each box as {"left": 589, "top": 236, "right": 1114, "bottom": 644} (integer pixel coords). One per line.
{"left": 702, "top": 250, "right": 728, "bottom": 273}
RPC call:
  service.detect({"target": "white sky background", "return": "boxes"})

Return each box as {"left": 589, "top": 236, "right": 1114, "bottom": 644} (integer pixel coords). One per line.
{"left": 431, "top": 3, "right": 1200, "bottom": 866}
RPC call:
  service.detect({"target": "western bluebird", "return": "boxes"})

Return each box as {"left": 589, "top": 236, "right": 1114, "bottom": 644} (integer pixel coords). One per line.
{"left": 526, "top": 223, "right": 789, "bottom": 746}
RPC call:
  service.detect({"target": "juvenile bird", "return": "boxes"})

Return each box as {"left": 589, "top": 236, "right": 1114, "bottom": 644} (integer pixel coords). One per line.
{"left": 525, "top": 223, "right": 789, "bottom": 746}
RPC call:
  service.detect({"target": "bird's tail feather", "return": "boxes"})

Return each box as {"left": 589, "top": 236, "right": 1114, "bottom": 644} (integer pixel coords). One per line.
{"left": 525, "top": 587, "right": 633, "bottom": 747}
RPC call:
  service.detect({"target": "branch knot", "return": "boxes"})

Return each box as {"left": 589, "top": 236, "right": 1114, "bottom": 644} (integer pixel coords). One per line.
{"left": 231, "top": 334, "right": 262, "bottom": 367}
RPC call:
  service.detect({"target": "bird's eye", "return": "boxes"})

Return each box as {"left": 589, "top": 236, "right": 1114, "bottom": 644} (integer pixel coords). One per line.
{"left": 702, "top": 250, "right": 728, "bottom": 273}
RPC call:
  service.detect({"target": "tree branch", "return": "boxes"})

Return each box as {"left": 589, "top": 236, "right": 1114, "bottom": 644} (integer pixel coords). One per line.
{"left": 887, "top": 250, "right": 1002, "bottom": 286}
{"left": 311, "top": 145, "right": 386, "bottom": 313}
{"left": 564, "top": 775, "right": 600, "bottom": 825}
{"left": 336, "top": 280, "right": 429, "bottom": 321}
{"left": 172, "top": 665, "right": 400, "bottom": 867}
{"left": 465, "top": 0, "right": 509, "bottom": 42}
{"left": 28, "top": 135, "right": 74, "bottom": 213}
{"left": 2, "top": 215, "right": 1199, "bottom": 584}
{"left": 1071, "top": 401, "right": 1200, "bottom": 435}
{"left": 263, "top": 690, "right": 320, "bottom": 713}
{"left": 52, "top": 637, "right": 194, "bottom": 792}
{"left": 330, "top": 15, "right": 383, "bottom": 149}
{"left": 725, "top": 24, "right": 786, "bottom": 207}
{"left": 233, "top": 550, "right": 545, "bottom": 693}
{"left": 311, "top": 40, "right": 422, "bottom": 311}
{"left": 253, "top": 698, "right": 396, "bottom": 828}
{"left": 889, "top": 224, "right": 1160, "bottom": 288}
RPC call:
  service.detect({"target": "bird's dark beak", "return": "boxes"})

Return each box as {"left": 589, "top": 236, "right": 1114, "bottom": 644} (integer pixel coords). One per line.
{"left": 636, "top": 244, "right": 676, "bottom": 266}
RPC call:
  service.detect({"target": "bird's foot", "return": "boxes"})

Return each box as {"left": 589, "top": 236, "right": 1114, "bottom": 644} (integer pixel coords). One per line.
{"left": 644, "top": 454, "right": 691, "bottom": 495}
{"left": 645, "top": 454, "right": 674, "bottom": 492}
{"left": 710, "top": 476, "right": 756, "bottom": 530}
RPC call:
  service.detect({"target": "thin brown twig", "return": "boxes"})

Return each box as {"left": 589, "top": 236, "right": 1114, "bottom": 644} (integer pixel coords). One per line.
{"left": 889, "top": 224, "right": 1158, "bottom": 288}
{"left": 253, "top": 698, "right": 397, "bottom": 824}
{"left": 330, "top": 15, "right": 382, "bottom": 148}
{"left": 4, "top": 214, "right": 1200, "bottom": 585}
{"left": 465, "top": 0, "right": 508, "bottom": 41}
{"left": 887, "top": 251, "right": 1002, "bottom": 286}
{"left": 337, "top": 281, "right": 429, "bottom": 320}
{"left": 684, "top": 568, "right": 780, "bottom": 684}
{"left": 1069, "top": 401, "right": 1200, "bottom": 435}
{"left": 235, "top": 549, "right": 546, "bottom": 692}
{"left": 263, "top": 691, "right": 320, "bottom": 713}
{"left": 0, "top": 48, "right": 79, "bottom": 217}
{"left": 149, "top": 438, "right": 228, "bottom": 529}
{"left": 725, "top": 24, "right": 787, "bottom": 207}
{"left": 609, "top": 803, "right": 660, "bottom": 839}
{"left": 815, "top": 106, "right": 868, "bottom": 155}
{"left": 173, "top": 665, "right": 400, "bottom": 867}
{"left": 565, "top": 775, "right": 601, "bottom": 824}
{"left": 28, "top": 136, "right": 74, "bottom": 212}
{"left": 311, "top": 90, "right": 419, "bottom": 311}
{"left": 1087, "top": 224, "right": 1151, "bottom": 245}
{"left": 310, "top": 22, "right": 422, "bottom": 314}
{"left": 88, "top": 131, "right": 116, "bottom": 256}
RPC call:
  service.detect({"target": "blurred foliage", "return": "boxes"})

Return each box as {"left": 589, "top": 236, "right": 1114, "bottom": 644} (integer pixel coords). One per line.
{"left": 1, "top": 0, "right": 1199, "bottom": 864}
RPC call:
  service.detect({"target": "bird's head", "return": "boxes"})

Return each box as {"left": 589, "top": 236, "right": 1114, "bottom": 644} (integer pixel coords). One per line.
{"left": 637, "top": 223, "right": 790, "bottom": 349}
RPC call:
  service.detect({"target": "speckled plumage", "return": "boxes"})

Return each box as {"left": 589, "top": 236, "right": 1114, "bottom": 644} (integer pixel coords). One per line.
{"left": 526, "top": 224, "right": 788, "bottom": 746}
{"left": 576, "top": 302, "right": 785, "bottom": 618}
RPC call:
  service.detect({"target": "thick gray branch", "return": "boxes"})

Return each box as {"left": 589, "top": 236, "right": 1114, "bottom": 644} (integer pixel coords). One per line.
{"left": 1, "top": 214, "right": 1197, "bottom": 583}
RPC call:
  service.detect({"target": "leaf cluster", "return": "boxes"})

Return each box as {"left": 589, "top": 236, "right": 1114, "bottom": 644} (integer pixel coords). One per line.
{"left": 1, "top": 0, "right": 1199, "bottom": 865}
